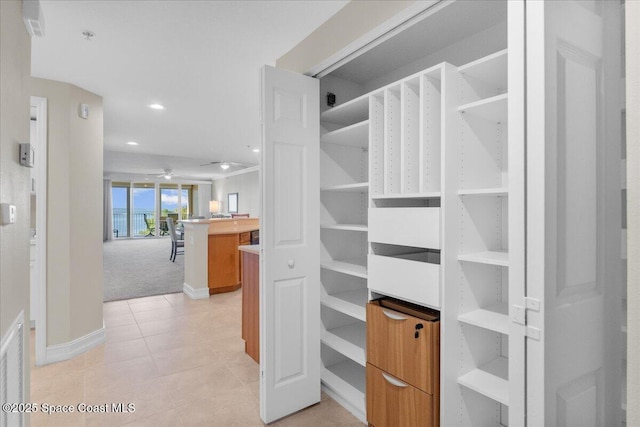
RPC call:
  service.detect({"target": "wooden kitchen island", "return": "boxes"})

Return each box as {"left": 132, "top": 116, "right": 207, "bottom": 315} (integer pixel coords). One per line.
{"left": 207, "top": 218, "right": 259, "bottom": 294}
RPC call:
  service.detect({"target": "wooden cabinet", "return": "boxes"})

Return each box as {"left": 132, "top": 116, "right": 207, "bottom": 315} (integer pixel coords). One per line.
{"left": 367, "top": 302, "right": 439, "bottom": 395}
{"left": 207, "top": 225, "right": 259, "bottom": 294}
{"left": 207, "top": 233, "right": 241, "bottom": 294}
{"left": 367, "top": 300, "right": 439, "bottom": 427}
{"left": 241, "top": 248, "right": 260, "bottom": 363}
{"left": 367, "top": 364, "right": 433, "bottom": 427}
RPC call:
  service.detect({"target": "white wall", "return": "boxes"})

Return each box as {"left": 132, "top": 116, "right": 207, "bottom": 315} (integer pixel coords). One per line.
{"left": 212, "top": 170, "right": 259, "bottom": 217}
{"left": 197, "top": 184, "right": 211, "bottom": 217}
{"left": 277, "top": 1, "right": 420, "bottom": 74}
{"left": 0, "top": 0, "right": 32, "bottom": 406}
{"left": 31, "top": 77, "right": 104, "bottom": 347}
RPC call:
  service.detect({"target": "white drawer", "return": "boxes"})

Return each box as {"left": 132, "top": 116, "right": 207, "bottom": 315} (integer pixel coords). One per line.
{"left": 368, "top": 253, "right": 440, "bottom": 309}
{"left": 368, "top": 207, "right": 440, "bottom": 249}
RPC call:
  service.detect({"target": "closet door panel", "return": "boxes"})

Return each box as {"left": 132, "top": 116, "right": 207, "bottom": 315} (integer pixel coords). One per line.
{"left": 260, "top": 65, "right": 321, "bottom": 424}
{"left": 525, "top": 1, "right": 623, "bottom": 425}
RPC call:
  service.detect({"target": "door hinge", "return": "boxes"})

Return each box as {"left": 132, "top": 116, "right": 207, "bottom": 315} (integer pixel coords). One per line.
{"left": 512, "top": 297, "right": 541, "bottom": 325}
{"left": 526, "top": 326, "right": 541, "bottom": 340}
{"left": 512, "top": 304, "right": 526, "bottom": 325}
{"left": 524, "top": 297, "right": 541, "bottom": 311}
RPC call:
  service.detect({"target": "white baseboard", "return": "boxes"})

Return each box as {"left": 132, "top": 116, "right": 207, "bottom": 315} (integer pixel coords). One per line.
{"left": 321, "top": 384, "right": 367, "bottom": 424}
{"left": 45, "top": 326, "right": 105, "bottom": 364}
{"left": 183, "top": 282, "right": 209, "bottom": 300}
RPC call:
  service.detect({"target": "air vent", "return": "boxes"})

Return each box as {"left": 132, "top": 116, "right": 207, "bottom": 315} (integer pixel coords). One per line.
{"left": 23, "top": 0, "right": 45, "bottom": 37}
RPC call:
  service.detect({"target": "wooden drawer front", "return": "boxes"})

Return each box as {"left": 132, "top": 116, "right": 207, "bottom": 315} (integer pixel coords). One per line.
{"left": 367, "top": 303, "right": 439, "bottom": 395}
{"left": 369, "top": 207, "right": 440, "bottom": 249}
{"left": 239, "top": 231, "right": 251, "bottom": 246}
{"left": 368, "top": 254, "right": 440, "bottom": 308}
{"left": 366, "top": 364, "right": 433, "bottom": 427}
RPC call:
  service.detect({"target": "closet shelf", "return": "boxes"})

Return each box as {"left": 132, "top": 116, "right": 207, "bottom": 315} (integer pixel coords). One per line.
{"left": 371, "top": 191, "right": 441, "bottom": 200}
{"left": 321, "top": 182, "right": 369, "bottom": 193}
{"left": 458, "top": 49, "right": 508, "bottom": 92}
{"left": 321, "top": 359, "right": 366, "bottom": 415}
{"left": 458, "top": 250, "right": 509, "bottom": 267}
{"left": 458, "top": 93, "right": 508, "bottom": 123}
{"left": 458, "top": 188, "right": 508, "bottom": 197}
{"left": 321, "top": 224, "right": 368, "bottom": 233}
{"left": 321, "top": 94, "right": 369, "bottom": 126}
{"left": 458, "top": 303, "right": 509, "bottom": 334}
{"left": 321, "top": 120, "right": 369, "bottom": 148}
{"left": 322, "top": 288, "right": 367, "bottom": 322}
{"left": 321, "top": 259, "right": 367, "bottom": 279}
{"left": 458, "top": 356, "right": 509, "bottom": 406}
{"left": 321, "top": 322, "right": 367, "bottom": 367}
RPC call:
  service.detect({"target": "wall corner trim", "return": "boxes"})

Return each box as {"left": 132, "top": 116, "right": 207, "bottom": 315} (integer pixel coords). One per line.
{"left": 183, "top": 282, "right": 209, "bottom": 300}
{"left": 44, "top": 326, "right": 105, "bottom": 365}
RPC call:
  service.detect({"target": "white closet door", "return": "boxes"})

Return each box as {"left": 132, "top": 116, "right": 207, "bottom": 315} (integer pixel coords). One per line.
{"left": 526, "top": 1, "right": 623, "bottom": 426}
{"left": 260, "top": 65, "right": 320, "bottom": 423}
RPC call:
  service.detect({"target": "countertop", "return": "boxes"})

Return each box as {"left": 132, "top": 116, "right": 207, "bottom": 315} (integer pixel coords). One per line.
{"left": 238, "top": 245, "right": 260, "bottom": 255}
{"left": 209, "top": 225, "right": 259, "bottom": 235}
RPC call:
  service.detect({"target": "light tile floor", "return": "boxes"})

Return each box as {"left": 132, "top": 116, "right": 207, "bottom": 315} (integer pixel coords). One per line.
{"left": 30, "top": 290, "right": 362, "bottom": 427}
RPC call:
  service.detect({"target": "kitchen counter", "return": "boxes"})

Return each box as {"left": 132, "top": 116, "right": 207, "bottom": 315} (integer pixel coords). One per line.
{"left": 238, "top": 244, "right": 260, "bottom": 255}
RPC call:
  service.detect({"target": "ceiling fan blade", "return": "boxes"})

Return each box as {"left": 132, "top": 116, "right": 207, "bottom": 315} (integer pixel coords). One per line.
{"left": 200, "top": 161, "right": 223, "bottom": 167}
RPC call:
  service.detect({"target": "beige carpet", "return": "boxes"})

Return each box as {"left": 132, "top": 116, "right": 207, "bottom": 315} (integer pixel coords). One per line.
{"left": 103, "top": 238, "right": 184, "bottom": 301}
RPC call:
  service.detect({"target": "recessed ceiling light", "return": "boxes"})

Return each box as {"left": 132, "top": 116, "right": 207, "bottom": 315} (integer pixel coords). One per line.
{"left": 220, "top": 163, "right": 230, "bottom": 170}
{"left": 126, "top": 141, "right": 139, "bottom": 146}
{"left": 252, "top": 148, "right": 260, "bottom": 153}
{"left": 148, "top": 103, "right": 167, "bottom": 110}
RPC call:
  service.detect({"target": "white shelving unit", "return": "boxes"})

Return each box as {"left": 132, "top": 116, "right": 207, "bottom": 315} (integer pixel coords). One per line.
{"left": 319, "top": 93, "right": 370, "bottom": 422}
{"left": 321, "top": 322, "right": 367, "bottom": 367}
{"left": 321, "top": 288, "right": 368, "bottom": 322}
{"left": 458, "top": 250, "right": 510, "bottom": 267}
{"left": 441, "top": 49, "right": 515, "bottom": 426}
{"left": 457, "top": 357, "right": 509, "bottom": 406}
{"left": 321, "top": 224, "right": 368, "bottom": 232}
{"left": 319, "top": 39, "right": 521, "bottom": 426}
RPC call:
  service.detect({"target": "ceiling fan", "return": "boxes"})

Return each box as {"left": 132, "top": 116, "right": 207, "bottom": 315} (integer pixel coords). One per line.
{"left": 199, "top": 160, "right": 247, "bottom": 170}
{"left": 148, "top": 168, "right": 178, "bottom": 180}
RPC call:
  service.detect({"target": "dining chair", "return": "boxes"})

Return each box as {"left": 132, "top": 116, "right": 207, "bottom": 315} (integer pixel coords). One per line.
{"left": 166, "top": 217, "right": 184, "bottom": 262}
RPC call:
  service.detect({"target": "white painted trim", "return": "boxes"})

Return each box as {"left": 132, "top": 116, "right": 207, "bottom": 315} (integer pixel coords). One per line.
{"left": 221, "top": 165, "right": 260, "bottom": 178}
{"left": 310, "top": 1, "right": 446, "bottom": 77}
{"left": 30, "top": 96, "right": 47, "bottom": 367}
{"left": 45, "top": 326, "right": 105, "bottom": 365}
{"left": 321, "top": 385, "right": 366, "bottom": 424}
{"left": 183, "top": 282, "right": 209, "bottom": 300}
{"left": 626, "top": 1, "right": 639, "bottom": 425}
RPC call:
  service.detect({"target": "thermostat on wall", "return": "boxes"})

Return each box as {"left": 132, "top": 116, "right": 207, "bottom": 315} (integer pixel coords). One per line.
{"left": 0, "top": 204, "right": 16, "bottom": 225}
{"left": 78, "top": 103, "right": 89, "bottom": 119}
{"left": 19, "top": 143, "right": 34, "bottom": 168}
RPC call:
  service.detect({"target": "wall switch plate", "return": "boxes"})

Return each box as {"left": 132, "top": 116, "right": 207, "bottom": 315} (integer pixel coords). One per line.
{"left": 0, "top": 204, "right": 16, "bottom": 225}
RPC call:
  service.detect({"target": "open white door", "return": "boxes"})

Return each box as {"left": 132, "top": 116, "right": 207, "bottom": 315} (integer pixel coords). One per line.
{"left": 526, "top": 1, "right": 624, "bottom": 425}
{"left": 259, "top": 65, "right": 320, "bottom": 423}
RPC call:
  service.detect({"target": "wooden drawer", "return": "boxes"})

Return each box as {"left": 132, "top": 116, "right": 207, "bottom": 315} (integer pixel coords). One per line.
{"left": 367, "top": 302, "right": 439, "bottom": 395}
{"left": 368, "top": 253, "right": 440, "bottom": 308}
{"left": 366, "top": 363, "right": 434, "bottom": 427}
{"left": 368, "top": 207, "right": 440, "bottom": 249}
